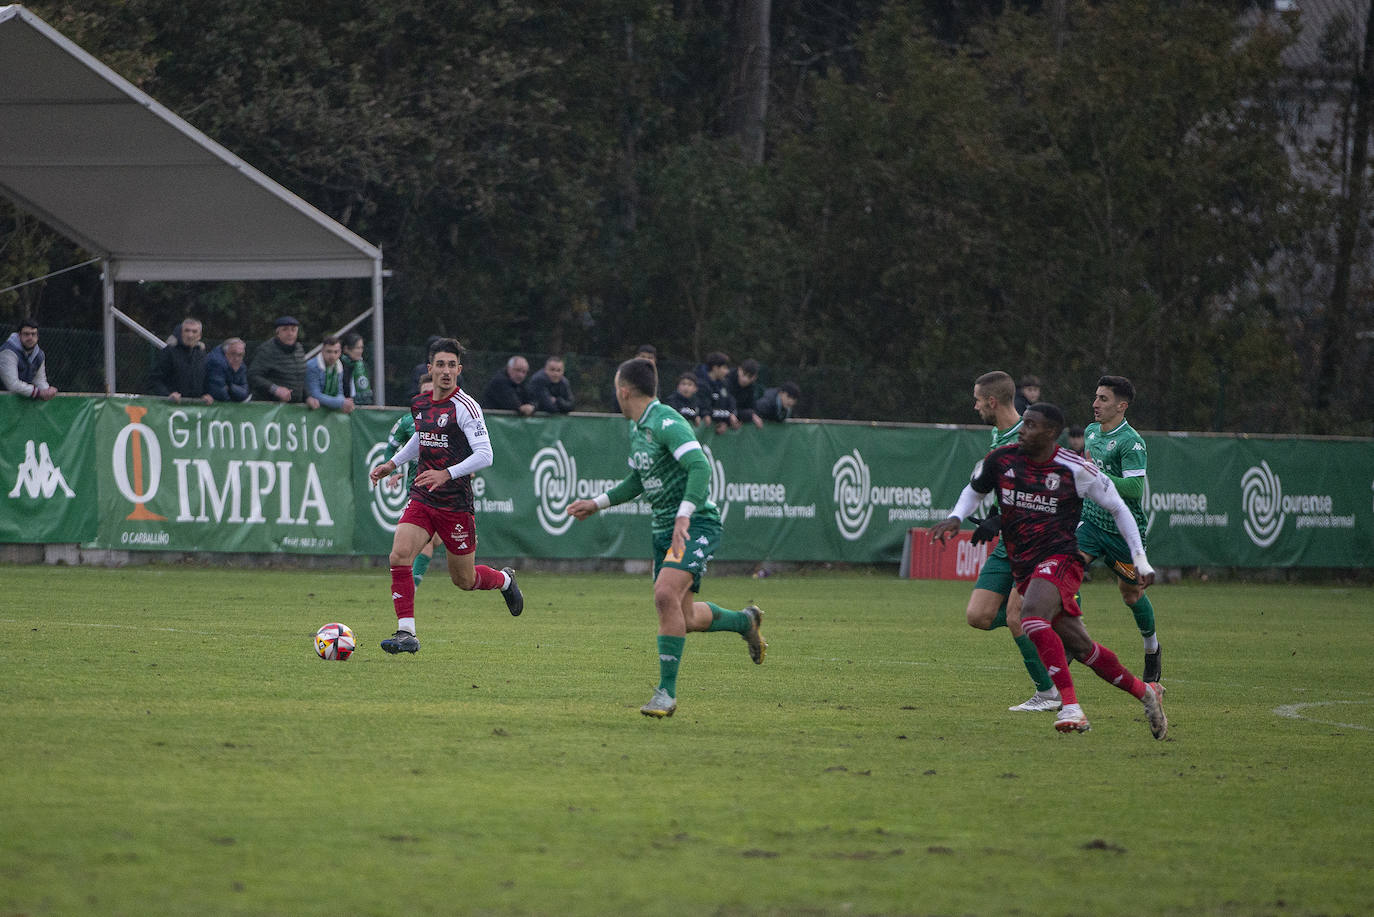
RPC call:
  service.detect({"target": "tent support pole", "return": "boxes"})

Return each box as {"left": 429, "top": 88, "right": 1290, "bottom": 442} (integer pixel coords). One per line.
{"left": 372, "top": 256, "right": 385, "bottom": 406}
{"left": 102, "top": 260, "right": 115, "bottom": 395}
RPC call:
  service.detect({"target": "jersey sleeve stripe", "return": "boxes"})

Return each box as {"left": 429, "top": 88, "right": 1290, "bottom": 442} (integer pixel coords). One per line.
{"left": 672, "top": 440, "right": 702, "bottom": 460}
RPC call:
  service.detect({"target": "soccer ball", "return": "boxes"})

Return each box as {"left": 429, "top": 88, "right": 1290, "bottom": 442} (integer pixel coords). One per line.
{"left": 315, "top": 622, "right": 356, "bottom": 661}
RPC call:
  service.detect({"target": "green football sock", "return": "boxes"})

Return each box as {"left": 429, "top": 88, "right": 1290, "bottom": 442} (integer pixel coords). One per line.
{"left": 1015, "top": 633, "right": 1054, "bottom": 692}
{"left": 412, "top": 552, "right": 431, "bottom": 586}
{"left": 703, "top": 601, "right": 750, "bottom": 633}
{"left": 657, "top": 635, "right": 685, "bottom": 698}
{"left": 1128, "top": 594, "right": 1157, "bottom": 640}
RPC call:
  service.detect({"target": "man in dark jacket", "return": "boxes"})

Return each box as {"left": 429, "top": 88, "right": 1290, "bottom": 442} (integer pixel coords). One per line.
{"left": 756, "top": 382, "right": 800, "bottom": 422}
{"left": 693, "top": 351, "right": 738, "bottom": 434}
{"left": 206, "top": 337, "right": 251, "bottom": 403}
{"left": 726, "top": 358, "right": 763, "bottom": 428}
{"left": 526, "top": 356, "right": 575, "bottom": 414}
{"left": 481, "top": 355, "right": 535, "bottom": 415}
{"left": 150, "top": 318, "right": 212, "bottom": 404}
{"left": 248, "top": 316, "right": 307, "bottom": 402}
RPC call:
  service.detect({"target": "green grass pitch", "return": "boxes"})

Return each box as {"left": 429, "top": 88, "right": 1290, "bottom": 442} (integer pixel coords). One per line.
{"left": 1, "top": 566, "right": 1370, "bottom": 916}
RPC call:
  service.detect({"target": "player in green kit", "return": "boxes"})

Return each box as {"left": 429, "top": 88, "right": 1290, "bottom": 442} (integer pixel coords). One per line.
{"left": 383, "top": 374, "right": 441, "bottom": 586}
{"left": 959, "top": 372, "right": 1060, "bottom": 712}
{"left": 1077, "top": 375, "right": 1163, "bottom": 682}
{"left": 567, "top": 357, "right": 766, "bottom": 717}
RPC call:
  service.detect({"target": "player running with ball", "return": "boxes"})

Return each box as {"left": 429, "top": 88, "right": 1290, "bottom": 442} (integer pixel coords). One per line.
{"left": 930, "top": 403, "right": 1167, "bottom": 739}
{"left": 368, "top": 338, "right": 523, "bottom": 654}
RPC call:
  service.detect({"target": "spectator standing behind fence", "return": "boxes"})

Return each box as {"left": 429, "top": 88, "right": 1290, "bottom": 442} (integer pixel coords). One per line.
{"left": 1, "top": 318, "right": 58, "bottom": 400}
{"left": 527, "top": 356, "right": 575, "bottom": 414}
{"left": 150, "top": 317, "right": 212, "bottom": 404}
{"left": 756, "top": 382, "right": 800, "bottom": 422}
{"left": 694, "top": 352, "right": 739, "bottom": 434}
{"left": 249, "top": 316, "right": 307, "bottom": 402}
{"left": 340, "top": 332, "right": 375, "bottom": 405}
{"left": 306, "top": 335, "right": 356, "bottom": 414}
{"left": 206, "top": 337, "right": 250, "bottom": 403}
{"left": 482, "top": 355, "right": 535, "bottom": 416}
{"left": 1014, "top": 375, "right": 1043, "bottom": 414}
{"left": 665, "top": 373, "right": 705, "bottom": 427}
{"left": 726, "top": 358, "right": 763, "bottom": 429}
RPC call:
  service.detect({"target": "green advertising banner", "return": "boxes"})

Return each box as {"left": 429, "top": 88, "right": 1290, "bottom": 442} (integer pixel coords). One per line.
{"left": 94, "top": 398, "right": 356, "bottom": 554}
{"left": 1140, "top": 433, "right": 1374, "bottom": 568}
{"left": 409, "top": 416, "right": 991, "bottom": 564}
{"left": 0, "top": 395, "right": 99, "bottom": 543}
{"left": 3, "top": 395, "right": 1372, "bottom": 568}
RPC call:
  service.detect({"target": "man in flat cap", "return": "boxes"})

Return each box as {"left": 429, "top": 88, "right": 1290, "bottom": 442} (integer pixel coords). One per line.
{"left": 248, "top": 316, "right": 307, "bottom": 402}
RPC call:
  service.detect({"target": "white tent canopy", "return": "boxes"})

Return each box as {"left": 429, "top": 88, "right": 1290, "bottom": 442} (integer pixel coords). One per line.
{"left": 0, "top": 4, "right": 386, "bottom": 398}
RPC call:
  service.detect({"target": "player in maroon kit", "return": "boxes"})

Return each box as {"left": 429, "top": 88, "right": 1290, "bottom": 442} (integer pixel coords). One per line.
{"left": 930, "top": 403, "right": 1167, "bottom": 739}
{"left": 368, "top": 338, "right": 523, "bottom": 654}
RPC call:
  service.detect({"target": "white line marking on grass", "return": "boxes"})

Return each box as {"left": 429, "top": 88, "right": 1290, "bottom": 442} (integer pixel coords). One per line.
{"left": 1273, "top": 700, "right": 1373, "bottom": 731}
{"left": 1, "top": 617, "right": 220, "bottom": 636}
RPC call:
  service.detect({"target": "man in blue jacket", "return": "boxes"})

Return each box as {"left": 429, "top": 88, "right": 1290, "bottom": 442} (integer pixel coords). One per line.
{"left": 206, "top": 338, "right": 251, "bottom": 403}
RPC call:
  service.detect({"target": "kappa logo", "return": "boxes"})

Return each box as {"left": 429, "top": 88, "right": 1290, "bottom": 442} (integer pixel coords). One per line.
{"left": 661, "top": 417, "right": 675, "bottom": 429}
{"left": 8, "top": 440, "right": 75, "bottom": 499}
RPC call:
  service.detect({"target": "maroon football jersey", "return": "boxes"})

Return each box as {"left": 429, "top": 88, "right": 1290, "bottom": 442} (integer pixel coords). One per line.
{"left": 970, "top": 443, "right": 1108, "bottom": 582}
{"left": 407, "top": 386, "right": 490, "bottom": 513}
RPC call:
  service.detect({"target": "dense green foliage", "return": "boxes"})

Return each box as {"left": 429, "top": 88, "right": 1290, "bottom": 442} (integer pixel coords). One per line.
{"left": 2, "top": 0, "right": 1371, "bottom": 431}
{"left": 2, "top": 567, "right": 1373, "bottom": 916}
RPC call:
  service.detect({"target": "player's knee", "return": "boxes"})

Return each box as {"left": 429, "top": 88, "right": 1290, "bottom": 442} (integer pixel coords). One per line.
{"left": 965, "top": 605, "right": 994, "bottom": 630}
{"left": 1119, "top": 582, "right": 1144, "bottom": 604}
{"left": 388, "top": 549, "right": 412, "bottom": 567}
{"left": 451, "top": 571, "right": 476, "bottom": 590}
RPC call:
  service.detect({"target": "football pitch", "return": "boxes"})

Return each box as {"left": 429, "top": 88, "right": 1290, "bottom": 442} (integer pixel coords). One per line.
{"left": 1, "top": 566, "right": 1370, "bottom": 917}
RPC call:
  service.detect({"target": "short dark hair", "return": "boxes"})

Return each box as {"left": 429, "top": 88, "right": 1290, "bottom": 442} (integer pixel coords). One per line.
{"left": 429, "top": 337, "right": 464, "bottom": 362}
{"left": 1097, "top": 374, "right": 1134, "bottom": 403}
{"left": 677, "top": 373, "right": 697, "bottom": 385}
{"left": 739, "top": 358, "right": 760, "bottom": 375}
{"left": 617, "top": 358, "right": 659, "bottom": 397}
{"left": 419, "top": 372, "right": 433, "bottom": 385}
{"left": 634, "top": 344, "right": 657, "bottom": 358}
{"left": 17, "top": 317, "right": 38, "bottom": 333}
{"left": 975, "top": 371, "right": 1015, "bottom": 405}
{"left": 1026, "top": 402, "right": 1065, "bottom": 434}
{"left": 1067, "top": 425, "right": 1085, "bottom": 438}
{"left": 321, "top": 334, "right": 340, "bottom": 347}
{"left": 341, "top": 331, "right": 363, "bottom": 349}
{"left": 1019, "top": 375, "right": 1042, "bottom": 388}
{"left": 780, "top": 382, "right": 801, "bottom": 398}
{"left": 705, "top": 352, "right": 730, "bottom": 369}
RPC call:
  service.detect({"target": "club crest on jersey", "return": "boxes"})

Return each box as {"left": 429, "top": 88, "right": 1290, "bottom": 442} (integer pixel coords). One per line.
{"left": 437, "top": 413, "right": 450, "bottom": 428}
{"left": 1045, "top": 474, "right": 1061, "bottom": 490}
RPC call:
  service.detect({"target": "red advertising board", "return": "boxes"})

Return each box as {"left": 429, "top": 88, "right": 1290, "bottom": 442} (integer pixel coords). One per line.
{"left": 900, "top": 528, "right": 998, "bottom": 580}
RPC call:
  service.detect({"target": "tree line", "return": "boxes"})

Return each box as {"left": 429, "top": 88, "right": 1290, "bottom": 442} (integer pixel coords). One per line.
{"left": 2, "top": 0, "right": 1371, "bottom": 433}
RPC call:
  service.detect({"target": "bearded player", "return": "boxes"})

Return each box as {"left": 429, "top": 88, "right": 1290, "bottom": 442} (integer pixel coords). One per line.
{"left": 931, "top": 403, "right": 1167, "bottom": 738}
{"left": 368, "top": 338, "right": 523, "bottom": 654}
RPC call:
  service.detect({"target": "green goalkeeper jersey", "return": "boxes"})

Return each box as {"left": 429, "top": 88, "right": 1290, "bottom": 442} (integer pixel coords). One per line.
{"left": 607, "top": 399, "right": 719, "bottom": 535}
{"left": 1081, "top": 419, "right": 1148, "bottom": 535}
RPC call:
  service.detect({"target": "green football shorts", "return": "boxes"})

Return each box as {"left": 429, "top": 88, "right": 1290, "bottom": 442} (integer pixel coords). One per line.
{"left": 1076, "top": 519, "right": 1143, "bottom": 585}
{"left": 652, "top": 516, "right": 722, "bottom": 593}
{"left": 974, "top": 544, "right": 1014, "bottom": 596}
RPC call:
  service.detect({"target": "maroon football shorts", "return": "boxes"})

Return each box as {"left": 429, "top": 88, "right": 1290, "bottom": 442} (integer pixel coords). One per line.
{"left": 399, "top": 501, "right": 477, "bottom": 556}
{"left": 1015, "top": 553, "right": 1084, "bottom": 616}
